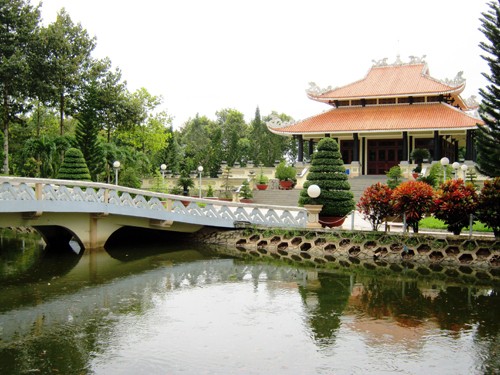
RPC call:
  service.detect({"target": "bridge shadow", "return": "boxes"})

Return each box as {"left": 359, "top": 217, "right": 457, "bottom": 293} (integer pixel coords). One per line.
{"left": 105, "top": 227, "right": 204, "bottom": 262}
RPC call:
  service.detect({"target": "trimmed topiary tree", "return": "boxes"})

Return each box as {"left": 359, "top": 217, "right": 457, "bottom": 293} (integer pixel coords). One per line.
{"left": 57, "top": 148, "right": 91, "bottom": 181}
{"left": 298, "top": 137, "right": 355, "bottom": 224}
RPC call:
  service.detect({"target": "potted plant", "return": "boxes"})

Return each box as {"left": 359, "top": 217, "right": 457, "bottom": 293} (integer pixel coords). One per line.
{"left": 410, "top": 148, "right": 431, "bottom": 178}
{"left": 239, "top": 180, "right": 253, "bottom": 203}
{"left": 298, "top": 138, "right": 355, "bottom": 227}
{"left": 275, "top": 161, "right": 297, "bottom": 190}
{"left": 177, "top": 172, "right": 195, "bottom": 196}
{"left": 256, "top": 169, "right": 269, "bottom": 190}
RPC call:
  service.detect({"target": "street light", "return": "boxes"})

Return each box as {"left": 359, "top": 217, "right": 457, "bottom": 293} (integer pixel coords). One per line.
{"left": 440, "top": 157, "right": 449, "bottom": 182}
{"left": 461, "top": 164, "right": 468, "bottom": 179}
{"left": 452, "top": 161, "right": 460, "bottom": 179}
{"left": 113, "top": 160, "right": 121, "bottom": 185}
{"left": 307, "top": 184, "right": 321, "bottom": 199}
{"left": 197, "top": 165, "right": 203, "bottom": 198}
{"left": 160, "top": 163, "right": 167, "bottom": 179}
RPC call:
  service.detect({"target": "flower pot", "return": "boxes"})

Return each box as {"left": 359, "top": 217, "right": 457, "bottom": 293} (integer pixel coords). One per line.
{"left": 256, "top": 184, "right": 268, "bottom": 190}
{"left": 240, "top": 198, "right": 253, "bottom": 203}
{"left": 319, "top": 216, "right": 346, "bottom": 228}
{"left": 279, "top": 180, "right": 293, "bottom": 190}
{"left": 412, "top": 173, "right": 419, "bottom": 179}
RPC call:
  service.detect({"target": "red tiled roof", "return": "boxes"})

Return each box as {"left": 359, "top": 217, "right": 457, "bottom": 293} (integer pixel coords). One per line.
{"left": 269, "top": 103, "right": 482, "bottom": 135}
{"left": 310, "top": 63, "right": 463, "bottom": 100}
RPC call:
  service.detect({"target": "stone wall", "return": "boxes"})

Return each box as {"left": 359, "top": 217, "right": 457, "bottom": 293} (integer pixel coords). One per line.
{"left": 196, "top": 228, "right": 500, "bottom": 283}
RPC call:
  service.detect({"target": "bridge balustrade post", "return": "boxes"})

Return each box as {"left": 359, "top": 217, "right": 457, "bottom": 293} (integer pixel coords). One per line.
{"left": 104, "top": 189, "right": 109, "bottom": 203}
{"left": 163, "top": 198, "right": 173, "bottom": 211}
{"left": 35, "top": 183, "right": 42, "bottom": 200}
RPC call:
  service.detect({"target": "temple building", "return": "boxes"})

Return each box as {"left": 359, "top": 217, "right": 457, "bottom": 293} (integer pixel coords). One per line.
{"left": 268, "top": 56, "right": 483, "bottom": 176}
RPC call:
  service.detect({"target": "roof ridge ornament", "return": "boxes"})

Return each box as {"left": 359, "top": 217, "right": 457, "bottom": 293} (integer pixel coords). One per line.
{"left": 442, "top": 71, "right": 466, "bottom": 87}
{"left": 306, "top": 82, "right": 334, "bottom": 95}
{"left": 267, "top": 114, "right": 294, "bottom": 129}
{"left": 464, "top": 95, "right": 479, "bottom": 109}
{"left": 372, "top": 55, "right": 427, "bottom": 67}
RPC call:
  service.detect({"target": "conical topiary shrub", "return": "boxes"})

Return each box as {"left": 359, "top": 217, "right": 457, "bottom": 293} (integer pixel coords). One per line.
{"left": 57, "top": 147, "right": 91, "bottom": 181}
{"left": 298, "top": 137, "right": 355, "bottom": 226}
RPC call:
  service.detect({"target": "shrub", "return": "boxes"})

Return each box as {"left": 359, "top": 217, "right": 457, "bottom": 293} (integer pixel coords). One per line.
{"left": 57, "top": 148, "right": 91, "bottom": 181}
{"left": 391, "top": 180, "right": 435, "bottom": 233}
{"left": 120, "top": 168, "right": 142, "bottom": 189}
{"left": 386, "top": 165, "right": 403, "bottom": 189}
{"left": 410, "top": 148, "right": 431, "bottom": 173}
{"left": 357, "top": 183, "right": 394, "bottom": 231}
{"left": 476, "top": 177, "right": 500, "bottom": 238}
{"left": 239, "top": 179, "right": 253, "bottom": 199}
{"left": 432, "top": 179, "right": 478, "bottom": 235}
{"left": 298, "top": 137, "right": 355, "bottom": 217}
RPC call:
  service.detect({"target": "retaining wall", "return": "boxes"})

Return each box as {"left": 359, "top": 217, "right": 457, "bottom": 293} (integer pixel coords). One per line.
{"left": 196, "top": 228, "right": 500, "bottom": 283}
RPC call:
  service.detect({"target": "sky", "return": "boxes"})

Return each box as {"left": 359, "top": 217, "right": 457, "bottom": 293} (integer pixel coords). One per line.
{"left": 39, "top": 0, "right": 491, "bottom": 129}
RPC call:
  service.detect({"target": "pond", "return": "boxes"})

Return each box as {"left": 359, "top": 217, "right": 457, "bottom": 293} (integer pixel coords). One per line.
{"left": 0, "top": 229, "right": 498, "bottom": 374}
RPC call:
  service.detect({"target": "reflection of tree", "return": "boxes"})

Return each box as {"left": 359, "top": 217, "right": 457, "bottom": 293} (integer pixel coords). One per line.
{"left": 299, "top": 272, "right": 351, "bottom": 346}
{"left": 359, "top": 279, "right": 432, "bottom": 327}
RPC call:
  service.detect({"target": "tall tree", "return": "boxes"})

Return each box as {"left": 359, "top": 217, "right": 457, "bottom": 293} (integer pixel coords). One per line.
{"left": 39, "top": 8, "right": 96, "bottom": 135}
{"left": 216, "top": 108, "right": 247, "bottom": 166}
{"left": 476, "top": 0, "right": 500, "bottom": 177}
{"left": 0, "top": 0, "right": 41, "bottom": 174}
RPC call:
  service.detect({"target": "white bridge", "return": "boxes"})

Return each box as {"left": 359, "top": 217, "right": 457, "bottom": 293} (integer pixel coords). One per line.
{"left": 0, "top": 177, "right": 307, "bottom": 250}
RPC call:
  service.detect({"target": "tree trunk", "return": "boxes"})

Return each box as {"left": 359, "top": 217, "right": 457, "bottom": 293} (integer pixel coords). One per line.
{"left": 2, "top": 89, "right": 9, "bottom": 175}
{"left": 59, "top": 92, "right": 65, "bottom": 136}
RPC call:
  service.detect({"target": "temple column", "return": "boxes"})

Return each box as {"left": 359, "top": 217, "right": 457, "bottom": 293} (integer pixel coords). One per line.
{"left": 402, "top": 131, "right": 408, "bottom": 161}
{"left": 350, "top": 133, "right": 360, "bottom": 177}
{"left": 465, "top": 130, "right": 474, "bottom": 161}
{"left": 296, "top": 135, "right": 303, "bottom": 163}
{"left": 352, "top": 133, "right": 359, "bottom": 161}
{"left": 308, "top": 140, "right": 314, "bottom": 159}
{"left": 454, "top": 140, "right": 459, "bottom": 162}
{"left": 434, "top": 131, "right": 441, "bottom": 160}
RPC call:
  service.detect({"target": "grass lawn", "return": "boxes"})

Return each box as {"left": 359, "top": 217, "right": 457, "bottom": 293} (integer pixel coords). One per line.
{"left": 419, "top": 216, "right": 493, "bottom": 232}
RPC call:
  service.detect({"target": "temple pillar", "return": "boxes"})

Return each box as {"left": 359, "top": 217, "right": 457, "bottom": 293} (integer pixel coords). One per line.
{"left": 353, "top": 133, "right": 359, "bottom": 161}
{"left": 465, "top": 130, "right": 475, "bottom": 161}
{"left": 297, "top": 135, "right": 304, "bottom": 163}
{"left": 308, "top": 140, "right": 314, "bottom": 157}
{"left": 454, "top": 140, "right": 459, "bottom": 162}
{"left": 434, "top": 131, "right": 441, "bottom": 160}
{"left": 402, "top": 131, "right": 408, "bottom": 161}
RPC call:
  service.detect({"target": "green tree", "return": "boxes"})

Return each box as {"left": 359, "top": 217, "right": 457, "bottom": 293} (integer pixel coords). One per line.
{"left": 261, "top": 112, "right": 296, "bottom": 166}
{"left": 476, "top": 0, "right": 500, "bottom": 177}
{"left": 0, "top": 0, "right": 41, "bottom": 174}
{"left": 216, "top": 108, "right": 248, "bottom": 166}
{"left": 298, "top": 137, "right": 355, "bottom": 219}
{"left": 39, "top": 8, "right": 96, "bottom": 135}
{"left": 56, "top": 147, "right": 91, "bottom": 181}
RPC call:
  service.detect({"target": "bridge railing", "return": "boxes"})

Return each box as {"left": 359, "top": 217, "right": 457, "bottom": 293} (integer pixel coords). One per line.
{"left": 0, "top": 177, "right": 308, "bottom": 229}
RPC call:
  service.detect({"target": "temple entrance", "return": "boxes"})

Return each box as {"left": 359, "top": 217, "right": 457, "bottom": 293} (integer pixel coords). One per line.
{"left": 367, "top": 139, "right": 403, "bottom": 174}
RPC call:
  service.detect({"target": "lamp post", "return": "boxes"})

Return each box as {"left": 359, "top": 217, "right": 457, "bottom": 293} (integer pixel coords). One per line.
{"left": 461, "top": 164, "right": 468, "bottom": 180}
{"left": 440, "top": 157, "right": 449, "bottom": 182}
{"left": 197, "top": 165, "right": 203, "bottom": 198}
{"left": 305, "top": 184, "right": 322, "bottom": 228}
{"left": 113, "top": 161, "right": 121, "bottom": 185}
{"left": 452, "top": 161, "right": 460, "bottom": 179}
{"left": 160, "top": 163, "right": 167, "bottom": 179}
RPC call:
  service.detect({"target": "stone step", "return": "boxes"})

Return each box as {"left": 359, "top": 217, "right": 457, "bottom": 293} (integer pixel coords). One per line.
{"left": 252, "top": 175, "right": 391, "bottom": 206}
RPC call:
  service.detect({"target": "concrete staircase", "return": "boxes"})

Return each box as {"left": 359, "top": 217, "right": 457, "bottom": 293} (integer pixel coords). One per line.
{"left": 252, "top": 175, "right": 391, "bottom": 206}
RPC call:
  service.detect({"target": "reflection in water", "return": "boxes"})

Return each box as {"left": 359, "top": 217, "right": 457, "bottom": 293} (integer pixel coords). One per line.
{"left": 0, "top": 230, "right": 498, "bottom": 374}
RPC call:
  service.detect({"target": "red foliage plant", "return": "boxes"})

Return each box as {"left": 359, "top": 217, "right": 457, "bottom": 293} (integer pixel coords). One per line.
{"left": 477, "top": 177, "right": 500, "bottom": 238}
{"left": 357, "top": 183, "right": 394, "bottom": 231}
{"left": 391, "top": 180, "right": 435, "bottom": 233}
{"left": 433, "top": 179, "right": 478, "bottom": 235}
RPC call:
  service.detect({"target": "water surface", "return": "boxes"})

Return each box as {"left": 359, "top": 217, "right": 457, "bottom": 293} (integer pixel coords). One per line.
{"left": 0, "top": 230, "right": 498, "bottom": 374}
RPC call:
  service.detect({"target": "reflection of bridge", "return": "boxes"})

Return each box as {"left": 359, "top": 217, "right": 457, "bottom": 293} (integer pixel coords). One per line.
{"left": 0, "top": 177, "right": 307, "bottom": 250}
